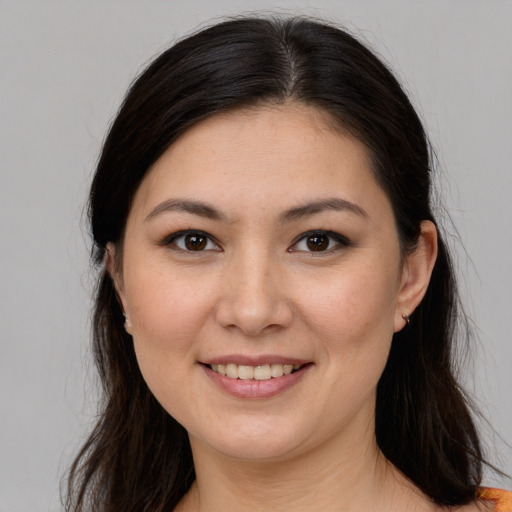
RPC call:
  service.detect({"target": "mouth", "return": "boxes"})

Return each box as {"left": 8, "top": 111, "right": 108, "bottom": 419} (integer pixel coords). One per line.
{"left": 206, "top": 363, "right": 307, "bottom": 381}
{"left": 201, "top": 359, "right": 312, "bottom": 398}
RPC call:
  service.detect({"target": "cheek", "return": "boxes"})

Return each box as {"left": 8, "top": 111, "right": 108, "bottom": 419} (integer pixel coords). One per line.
{"left": 297, "top": 263, "right": 399, "bottom": 341}
{"left": 303, "top": 266, "right": 398, "bottom": 405}
{"left": 124, "top": 265, "right": 217, "bottom": 370}
{"left": 125, "top": 269, "right": 219, "bottom": 422}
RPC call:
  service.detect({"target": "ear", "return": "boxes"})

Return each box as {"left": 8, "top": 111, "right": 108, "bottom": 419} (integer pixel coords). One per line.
{"left": 106, "top": 242, "right": 132, "bottom": 334}
{"left": 394, "top": 220, "right": 438, "bottom": 332}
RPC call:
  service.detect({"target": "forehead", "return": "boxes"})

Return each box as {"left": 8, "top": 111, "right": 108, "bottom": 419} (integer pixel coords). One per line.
{"left": 131, "top": 103, "right": 391, "bottom": 221}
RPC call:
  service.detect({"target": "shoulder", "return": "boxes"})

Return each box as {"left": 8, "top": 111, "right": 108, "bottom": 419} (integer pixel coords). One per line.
{"left": 451, "top": 488, "right": 511, "bottom": 512}
{"left": 474, "top": 487, "right": 512, "bottom": 512}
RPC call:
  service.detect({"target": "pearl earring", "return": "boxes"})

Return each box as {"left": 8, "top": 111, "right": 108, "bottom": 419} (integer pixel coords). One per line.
{"left": 123, "top": 313, "right": 132, "bottom": 330}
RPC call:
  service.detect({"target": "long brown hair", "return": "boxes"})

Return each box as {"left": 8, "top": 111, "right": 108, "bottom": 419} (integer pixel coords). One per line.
{"left": 66, "top": 17, "right": 485, "bottom": 511}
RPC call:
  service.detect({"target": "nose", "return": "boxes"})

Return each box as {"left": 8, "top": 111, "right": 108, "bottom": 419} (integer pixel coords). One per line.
{"left": 215, "top": 249, "right": 293, "bottom": 337}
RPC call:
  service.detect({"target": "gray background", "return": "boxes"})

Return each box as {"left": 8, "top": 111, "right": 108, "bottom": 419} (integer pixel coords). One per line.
{"left": 1, "top": 1, "right": 511, "bottom": 510}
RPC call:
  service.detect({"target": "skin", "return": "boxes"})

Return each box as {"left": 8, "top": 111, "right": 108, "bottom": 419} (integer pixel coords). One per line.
{"left": 108, "top": 104, "right": 485, "bottom": 511}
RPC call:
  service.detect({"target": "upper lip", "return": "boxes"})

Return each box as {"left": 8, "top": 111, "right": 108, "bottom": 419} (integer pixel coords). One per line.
{"left": 201, "top": 355, "right": 311, "bottom": 366}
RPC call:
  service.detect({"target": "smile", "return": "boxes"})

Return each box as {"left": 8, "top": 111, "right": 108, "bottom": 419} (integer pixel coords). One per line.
{"left": 209, "top": 363, "right": 303, "bottom": 381}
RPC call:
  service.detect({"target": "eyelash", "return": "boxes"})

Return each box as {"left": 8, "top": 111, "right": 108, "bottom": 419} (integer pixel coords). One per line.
{"left": 289, "top": 230, "right": 350, "bottom": 254}
{"left": 160, "top": 229, "right": 350, "bottom": 254}
{"left": 160, "top": 230, "right": 222, "bottom": 252}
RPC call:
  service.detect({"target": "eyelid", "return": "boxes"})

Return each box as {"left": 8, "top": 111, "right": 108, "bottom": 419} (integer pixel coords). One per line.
{"left": 159, "top": 229, "right": 222, "bottom": 252}
{"left": 159, "top": 229, "right": 348, "bottom": 253}
{"left": 288, "top": 230, "right": 350, "bottom": 253}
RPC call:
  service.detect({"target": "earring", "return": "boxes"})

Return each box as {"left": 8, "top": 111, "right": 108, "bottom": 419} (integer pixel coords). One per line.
{"left": 401, "top": 313, "right": 411, "bottom": 325}
{"left": 123, "top": 313, "right": 132, "bottom": 331}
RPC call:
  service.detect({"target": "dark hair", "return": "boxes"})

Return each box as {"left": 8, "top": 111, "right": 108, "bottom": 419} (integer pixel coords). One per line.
{"left": 66, "top": 16, "right": 485, "bottom": 511}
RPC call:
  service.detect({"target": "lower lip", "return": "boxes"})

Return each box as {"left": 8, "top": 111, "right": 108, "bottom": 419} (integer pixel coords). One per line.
{"left": 202, "top": 364, "right": 312, "bottom": 399}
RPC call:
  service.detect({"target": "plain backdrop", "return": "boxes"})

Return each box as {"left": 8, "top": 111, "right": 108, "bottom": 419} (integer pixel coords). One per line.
{"left": 1, "top": 1, "right": 511, "bottom": 510}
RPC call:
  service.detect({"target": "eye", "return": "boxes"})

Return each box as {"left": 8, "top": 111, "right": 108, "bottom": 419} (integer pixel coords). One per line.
{"left": 162, "top": 230, "right": 221, "bottom": 252}
{"left": 289, "top": 230, "right": 349, "bottom": 253}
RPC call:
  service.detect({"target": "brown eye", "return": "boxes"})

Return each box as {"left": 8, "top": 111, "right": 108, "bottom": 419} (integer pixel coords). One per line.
{"left": 306, "top": 234, "right": 329, "bottom": 251}
{"left": 184, "top": 234, "right": 207, "bottom": 251}
{"left": 290, "top": 230, "right": 350, "bottom": 254}
{"left": 164, "top": 231, "right": 220, "bottom": 252}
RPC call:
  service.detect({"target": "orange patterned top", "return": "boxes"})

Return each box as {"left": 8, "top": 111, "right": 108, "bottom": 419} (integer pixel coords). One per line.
{"left": 477, "top": 487, "right": 512, "bottom": 512}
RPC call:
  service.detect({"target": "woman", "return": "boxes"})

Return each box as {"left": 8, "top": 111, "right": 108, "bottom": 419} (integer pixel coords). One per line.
{"left": 66, "top": 16, "right": 510, "bottom": 512}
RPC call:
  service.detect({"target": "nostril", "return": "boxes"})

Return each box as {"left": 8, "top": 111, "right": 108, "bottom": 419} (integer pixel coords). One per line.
{"left": 215, "top": 295, "right": 294, "bottom": 336}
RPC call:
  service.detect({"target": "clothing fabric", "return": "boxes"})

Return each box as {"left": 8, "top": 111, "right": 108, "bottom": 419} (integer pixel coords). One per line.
{"left": 478, "top": 487, "right": 512, "bottom": 512}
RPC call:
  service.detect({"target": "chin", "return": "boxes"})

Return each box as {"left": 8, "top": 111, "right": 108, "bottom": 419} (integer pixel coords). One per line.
{"left": 189, "top": 419, "right": 310, "bottom": 462}
{"left": 212, "top": 439, "right": 300, "bottom": 462}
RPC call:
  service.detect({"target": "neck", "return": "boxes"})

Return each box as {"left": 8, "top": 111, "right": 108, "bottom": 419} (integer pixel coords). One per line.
{"left": 178, "top": 424, "right": 436, "bottom": 512}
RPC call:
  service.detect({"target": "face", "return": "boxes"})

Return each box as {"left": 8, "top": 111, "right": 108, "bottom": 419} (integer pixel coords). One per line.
{"left": 113, "top": 104, "right": 421, "bottom": 462}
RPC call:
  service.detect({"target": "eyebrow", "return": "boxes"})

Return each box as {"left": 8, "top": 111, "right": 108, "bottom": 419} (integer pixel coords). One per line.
{"left": 145, "top": 199, "right": 228, "bottom": 222}
{"left": 145, "top": 197, "right": 368, "bottom": 223}
{"left": 279, "top": 198, "right": 368, "bottom": 222}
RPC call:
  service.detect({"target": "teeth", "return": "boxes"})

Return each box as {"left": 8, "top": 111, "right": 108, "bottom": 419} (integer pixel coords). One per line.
{"left": 210, "top": 363, "right": 303, "bottom": 380}
{"left": 238, "top": 365, "right": 254, "bottom": 380}
{"left": 254, "top": 364, "right": 271, "bottom": 380}
{"left": 226, "top": 363, "right": 238, "bottom": 379}
{"left": 270, "top": 364, "right": 283, "bottom": 378}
